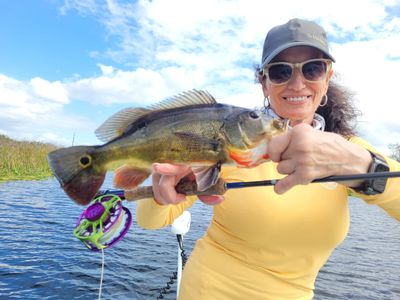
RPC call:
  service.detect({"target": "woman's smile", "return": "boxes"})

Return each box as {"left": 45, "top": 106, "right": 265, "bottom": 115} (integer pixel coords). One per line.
{"left": 282, "top": 95, "right": 312, "bottom": 103}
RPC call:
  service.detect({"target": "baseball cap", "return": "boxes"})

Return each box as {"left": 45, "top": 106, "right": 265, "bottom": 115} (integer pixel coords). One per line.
{"left": 261, "top": 18, "right": 335, "bottom": 68}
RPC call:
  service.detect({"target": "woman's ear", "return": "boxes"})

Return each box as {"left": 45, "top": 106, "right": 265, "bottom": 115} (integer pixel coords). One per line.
{"left": 261, "top": 80, "right": 269, "bottom": 98}
{"left": 326, "top": 68, "right": 334, "bottom": 82}
{"left": 323, "top": 68, "right": 334, "bottom": 94}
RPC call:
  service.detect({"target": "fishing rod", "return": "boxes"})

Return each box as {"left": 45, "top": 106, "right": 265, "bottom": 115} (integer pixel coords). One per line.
{"left": 72, "top": 171, "right": 400, "bottom": 250}
{"left": 226, "top": 171, "right": 400, "bottom": 189}
{"left": 99, "top": 171, "right": 400, "bottom": 201}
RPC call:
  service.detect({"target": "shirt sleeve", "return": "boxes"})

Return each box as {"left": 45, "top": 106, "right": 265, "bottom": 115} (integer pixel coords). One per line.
{"left": 348, "top": 136, "right": 400, "bottom": 221}
{"left": 136, "top": 196, "right": 197, "bottom": 230}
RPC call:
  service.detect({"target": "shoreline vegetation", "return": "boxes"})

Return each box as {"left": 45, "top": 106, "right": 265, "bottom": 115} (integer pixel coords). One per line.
{"left": 0, "top": 133, "right": 398, "bottom": 184}
{"left": 0, "top": 134, "right": 58, "bottom": 182}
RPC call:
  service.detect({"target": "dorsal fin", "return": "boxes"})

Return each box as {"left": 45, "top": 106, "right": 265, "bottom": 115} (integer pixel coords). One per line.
{"left": 149, "top": 89, "right": 216, "bottom": 111}
{"left": 95, "top": 108, "right": 150, "bottom": 143}
{"left": 95, "top": 89, "right": 216, "bottom": 143}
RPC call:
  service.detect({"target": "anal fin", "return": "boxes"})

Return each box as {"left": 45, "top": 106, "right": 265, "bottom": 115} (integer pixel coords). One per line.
{"left": 192, "top": 164, "right": 221, "bottom": 191}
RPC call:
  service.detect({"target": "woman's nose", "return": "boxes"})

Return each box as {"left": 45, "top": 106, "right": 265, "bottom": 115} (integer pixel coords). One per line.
{"left": 287, "top": 68, "right": 306, "bottom": 90}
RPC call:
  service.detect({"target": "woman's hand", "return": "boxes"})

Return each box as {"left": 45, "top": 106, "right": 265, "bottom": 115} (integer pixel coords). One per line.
{"left": 267, "top": 123, "right": 372, "bottom": 194}
{"left": 152, "top": 163, "right": 224, "bottom": 205}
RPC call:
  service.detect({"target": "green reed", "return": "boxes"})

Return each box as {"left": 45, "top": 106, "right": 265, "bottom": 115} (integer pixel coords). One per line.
{"left": 0, "top": 134, "right": 58, "bottom": 182}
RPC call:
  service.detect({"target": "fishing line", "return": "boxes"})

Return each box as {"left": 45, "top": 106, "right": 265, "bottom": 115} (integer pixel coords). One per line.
{"left": 99, "top": 248, "right": 105, "bottom": 300}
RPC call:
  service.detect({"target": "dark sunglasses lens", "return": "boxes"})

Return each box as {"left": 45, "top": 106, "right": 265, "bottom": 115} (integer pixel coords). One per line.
{"left": 268, "top": 64, "right": 292, "bottom": 84}
{"left": 302, "top": 61, "right": 327, "bottom": 81}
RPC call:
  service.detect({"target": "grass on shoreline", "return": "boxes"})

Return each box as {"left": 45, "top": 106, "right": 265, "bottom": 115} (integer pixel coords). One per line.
{"left": 0, "top": 134, "right": 58, "bottom": 182}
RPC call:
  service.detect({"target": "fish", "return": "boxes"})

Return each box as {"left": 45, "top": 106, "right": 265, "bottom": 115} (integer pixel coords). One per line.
{"left": 48, "top": 89, "right": 288, "bottom": 205}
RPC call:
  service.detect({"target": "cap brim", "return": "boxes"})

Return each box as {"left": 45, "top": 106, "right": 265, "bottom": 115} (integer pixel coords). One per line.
{"left": 261, "top": 42, "right": 335, "bottom": 68}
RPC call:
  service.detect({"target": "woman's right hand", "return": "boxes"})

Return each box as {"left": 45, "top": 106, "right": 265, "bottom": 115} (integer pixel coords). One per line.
{"left": 152, "top": 163, "right": 224, "bottom": 205}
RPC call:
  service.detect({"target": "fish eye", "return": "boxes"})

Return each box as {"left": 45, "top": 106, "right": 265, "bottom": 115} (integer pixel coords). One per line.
{"left": 79, "top": 155, "right": 92, "bottom": 167}
{"left": 249, "top": 111, "right": 261, "bottom": 119}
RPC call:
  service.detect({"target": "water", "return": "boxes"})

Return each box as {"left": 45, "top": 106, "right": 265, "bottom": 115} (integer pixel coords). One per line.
{"left": 0, "top": 178, "right": 399, "bottom": 300}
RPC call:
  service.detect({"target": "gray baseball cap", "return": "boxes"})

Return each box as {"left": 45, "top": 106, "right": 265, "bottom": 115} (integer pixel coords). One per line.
{"left": 261, "top": 18, "right": 335, "bottom": 68}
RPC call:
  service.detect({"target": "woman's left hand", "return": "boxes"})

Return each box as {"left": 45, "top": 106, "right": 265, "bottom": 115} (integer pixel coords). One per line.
{"left": 267, "top": 123, "right": 372, "bottom": 194}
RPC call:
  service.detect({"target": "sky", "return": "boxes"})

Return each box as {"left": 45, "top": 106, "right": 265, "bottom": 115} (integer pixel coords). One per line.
{"left": 0, "top": 0, "right": 400, "bottom": 154}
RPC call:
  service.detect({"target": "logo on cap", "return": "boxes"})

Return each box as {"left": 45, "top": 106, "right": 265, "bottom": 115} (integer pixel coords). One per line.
{"left": 307, "top": 33, "right": 328, "bottom": 47}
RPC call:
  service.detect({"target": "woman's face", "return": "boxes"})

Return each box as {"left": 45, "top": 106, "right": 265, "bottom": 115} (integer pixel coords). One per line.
{"left": 262, "top": 46, "right": 333, "bottom": 126}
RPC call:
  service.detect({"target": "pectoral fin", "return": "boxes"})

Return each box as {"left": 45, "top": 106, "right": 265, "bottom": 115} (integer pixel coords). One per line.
{"left": 113, "top": 165, "right": 150, "bottom": 190}
{"left": 192, "top": 164, "right": 221, "bottom": 191}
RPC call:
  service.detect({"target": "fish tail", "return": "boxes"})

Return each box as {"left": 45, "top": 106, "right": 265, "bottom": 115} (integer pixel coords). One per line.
{"left": 47, "top": 146, "right": 105, "bottom": 205}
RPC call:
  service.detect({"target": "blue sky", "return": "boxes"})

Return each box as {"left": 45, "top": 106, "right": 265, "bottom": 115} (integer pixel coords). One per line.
{"left": 0, "top": 1, "right": 107, "bottom": 80}
{"left": 1, "top": 0, "right": 400, "bottom": 154}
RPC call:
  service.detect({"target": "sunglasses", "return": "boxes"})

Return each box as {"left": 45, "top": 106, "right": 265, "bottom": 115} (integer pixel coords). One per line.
{"left": 262, "top": 58, "right": 333, "bottom": 85}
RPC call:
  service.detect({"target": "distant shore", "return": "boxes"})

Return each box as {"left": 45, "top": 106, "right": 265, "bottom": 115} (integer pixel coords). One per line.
{"left": 0, "top": 134, "right": 57, "bottom": 182}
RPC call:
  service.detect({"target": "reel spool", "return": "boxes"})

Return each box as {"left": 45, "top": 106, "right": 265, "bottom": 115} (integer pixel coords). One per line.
{"left": 73, "top": 193, "right": 132, "bottom": 251}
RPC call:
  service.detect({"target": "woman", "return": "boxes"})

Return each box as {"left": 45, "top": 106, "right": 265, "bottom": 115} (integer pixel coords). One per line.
{"left": 135, "top": 19, "right": 400, "bottom": 299}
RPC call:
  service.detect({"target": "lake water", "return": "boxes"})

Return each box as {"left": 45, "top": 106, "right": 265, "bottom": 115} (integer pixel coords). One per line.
{"left": 0, "top": 177, "right": 399, "bottom": 299}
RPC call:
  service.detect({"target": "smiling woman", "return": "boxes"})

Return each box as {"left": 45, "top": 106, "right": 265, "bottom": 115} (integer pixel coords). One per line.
{"left": 0, "top": 134, "right": 57, "bottom": 182}
{"left": 135, "top": 18, "right": 400, "bottom": 300}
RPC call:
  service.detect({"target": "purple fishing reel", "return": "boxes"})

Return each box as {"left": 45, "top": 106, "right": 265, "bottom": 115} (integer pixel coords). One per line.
{"left": 73, "top": 191, "right": 132, "bottom": 251}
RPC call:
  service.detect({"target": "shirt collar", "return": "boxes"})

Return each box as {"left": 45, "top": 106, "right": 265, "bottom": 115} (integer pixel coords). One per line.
{"left": 263, "top": 107, "right": 325, "bottom": 131}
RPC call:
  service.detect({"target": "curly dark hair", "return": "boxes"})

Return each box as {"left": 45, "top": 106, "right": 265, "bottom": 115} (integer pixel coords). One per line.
{"left": 317, "top": 79, "right": 360, "bottom": 137}
{"left": 255, "top": 68, "right": 361, "bottom": 137}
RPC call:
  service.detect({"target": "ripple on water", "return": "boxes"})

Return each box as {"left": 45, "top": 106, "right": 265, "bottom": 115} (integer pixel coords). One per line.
{"left": 0, "top": 180, "right": 399, "bottom": 299}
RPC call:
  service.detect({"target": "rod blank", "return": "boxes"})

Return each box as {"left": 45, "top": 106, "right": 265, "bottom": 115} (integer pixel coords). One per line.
{"left": 226, "top": 171, "right": 400, "bottom": 189}
{"left": 98, "top": 171, "right": 400, "bottom": 201}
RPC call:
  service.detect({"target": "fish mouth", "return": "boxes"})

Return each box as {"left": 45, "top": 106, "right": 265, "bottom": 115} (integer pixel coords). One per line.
{"left": 269, "top": 118, "right": 289, "bottom": 132}
{"left": 258, "top": 116, "right": 289, "bottom": 137}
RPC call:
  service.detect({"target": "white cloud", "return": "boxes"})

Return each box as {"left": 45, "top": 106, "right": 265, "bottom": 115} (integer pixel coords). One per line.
{"left": 35, "top": 132, "right": 70, "bottom": 147}
{"left": 60, "top": 0, "right": 98, "bottom": 15}
{"left": 0, "top": 74, "right": 65, "bottom": 117}
{"left": 0, "top": 73, "right": 95, "bottom": 145}
{"left": 333, "top": 35, "right": 400, "bottom": 124}
{"left": 3, "top": 0, "right": 400, "bottom": 153}
{"left": 31, "top": 77, "right": 69, "bottom": 104}
{"left": 97, "top": 64, "right": 115, "bottom": 76}
{"left": 66, "top": 65, "right": 199, "bottom": 105}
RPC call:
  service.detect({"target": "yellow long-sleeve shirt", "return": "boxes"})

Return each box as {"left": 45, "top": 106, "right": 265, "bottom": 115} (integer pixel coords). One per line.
{"left": 136, "top": 137, "right": 400, "bottom": 299}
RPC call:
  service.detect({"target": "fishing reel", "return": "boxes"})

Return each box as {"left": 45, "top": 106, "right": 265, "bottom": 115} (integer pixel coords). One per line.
{"left": 73, "top": 191, "right": 132, "bottom": 251}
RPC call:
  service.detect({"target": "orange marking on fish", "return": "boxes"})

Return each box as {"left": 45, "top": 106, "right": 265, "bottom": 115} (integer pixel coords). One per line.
{"left": 229, "top": 150, "right": 253, "bottom": 167}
